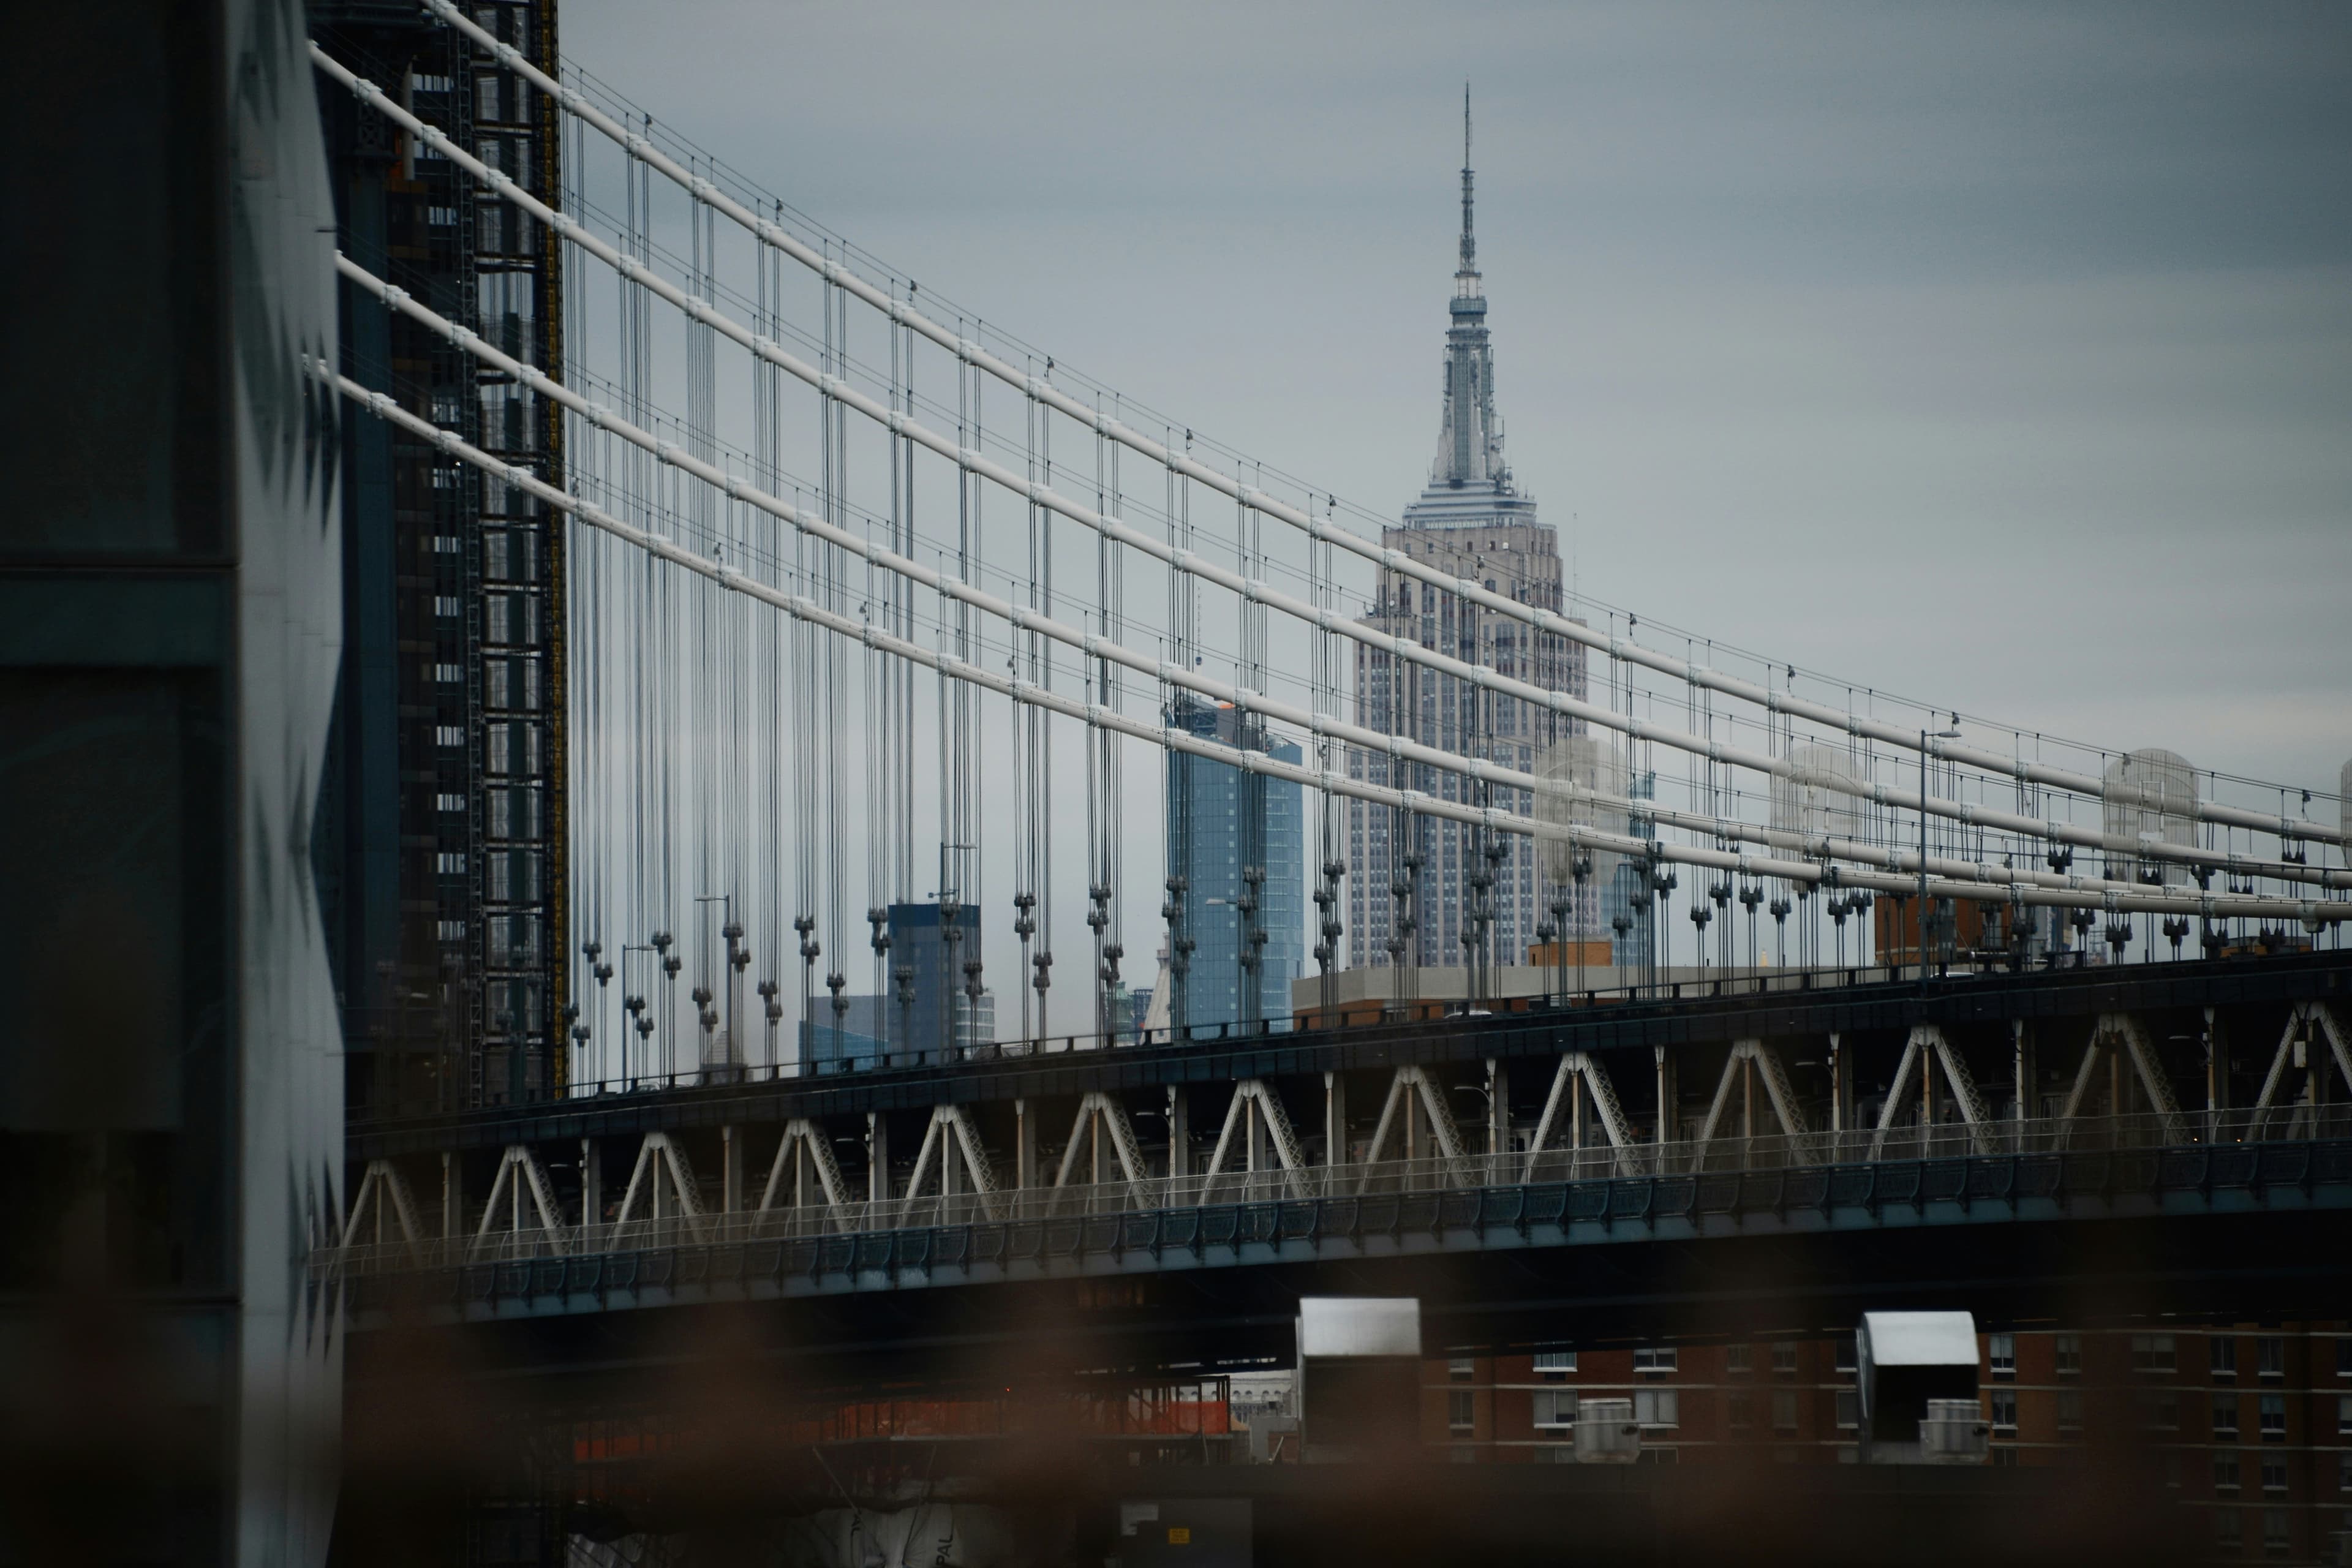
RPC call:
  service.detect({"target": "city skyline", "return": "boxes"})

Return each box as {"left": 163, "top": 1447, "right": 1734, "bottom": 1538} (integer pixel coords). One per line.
{"left": 568, "top": 0, "right": 2352, "bottom": 796}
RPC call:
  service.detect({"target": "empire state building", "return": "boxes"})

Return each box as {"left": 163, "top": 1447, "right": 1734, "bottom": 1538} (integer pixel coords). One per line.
{"left": 1346, "top": 97, "right": 1591, "bottom": 977}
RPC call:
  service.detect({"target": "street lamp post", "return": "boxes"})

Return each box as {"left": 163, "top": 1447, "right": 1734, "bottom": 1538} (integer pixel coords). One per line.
{"left": 1921, "top": 723, "right": 1963, "bottom": 986}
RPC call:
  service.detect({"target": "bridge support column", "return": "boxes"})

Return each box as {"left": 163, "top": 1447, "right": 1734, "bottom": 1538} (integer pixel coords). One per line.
{"left": 1922, "top": 1039, "right": 1938, "bottom": 1128}
{"left": 1654, "top": 1046, "right": 1676, "bottom": 1147}
{"left": 1167, "top": 1089, "right": 1189, "bottom": 1180}
{"left": 867, "top": 1112, "right": 890, "bottom": 1204}
{"left": 1014, "top": 1098, "right": 1037, "bottom": 1189}
{"left": 442, "top": 1150, "right": 464, "bottom": 1242}
{"left": 1322, "top": 1072, "right": 1344, "bottom": 1169}
{"left": 1829, "top": 1033, "right": 1850, "bottom": 1137}
{"left": 581, "top": 1137, "right": 602, "bottom": 1237}
{"left": 721, "top": 1126, "right": 744, "bottom": 1214}
{"left": 2010, "top": 1022, "right": 2029, "bottom": 1127}
{"left": 1486, "top": 1058, "right": 1509, "bottom": 1170}
{"left": 2206, "top": 1007, "right": 2227, "bottom": 1123}
{"left": 1570, "top": 1071, "right": 1585, "bottom": 1156}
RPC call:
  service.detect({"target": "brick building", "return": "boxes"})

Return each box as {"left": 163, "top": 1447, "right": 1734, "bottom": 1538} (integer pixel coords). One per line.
{"left": 1422, "top": 1325, "right": 2351, "bottom": 1560}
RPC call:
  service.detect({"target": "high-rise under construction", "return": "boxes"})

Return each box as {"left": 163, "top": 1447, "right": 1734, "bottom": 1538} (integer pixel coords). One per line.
{"left": 313, "top": 1, "right": 567, "bottom": 1111}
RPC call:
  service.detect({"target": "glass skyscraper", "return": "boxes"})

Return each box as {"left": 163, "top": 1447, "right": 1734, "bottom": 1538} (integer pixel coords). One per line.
{"left": 1166, "top": 699, "right": 1305, "bottom": 1033}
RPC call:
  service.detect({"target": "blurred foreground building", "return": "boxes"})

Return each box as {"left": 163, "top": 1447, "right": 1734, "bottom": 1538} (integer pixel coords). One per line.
{"left": 1420, "top": 1324, "right": 2351, "bottom": 1561}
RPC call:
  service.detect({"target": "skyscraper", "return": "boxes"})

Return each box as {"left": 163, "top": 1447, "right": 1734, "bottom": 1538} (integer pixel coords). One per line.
{"left": 314, "top": 4, "right": 566, "bottom": 1111}
{"left": 1348, "top": 96, "right": 1590, "bottom": 977}
{"left": 1167, "top": 698, "right": 1306, "bottom": 1033}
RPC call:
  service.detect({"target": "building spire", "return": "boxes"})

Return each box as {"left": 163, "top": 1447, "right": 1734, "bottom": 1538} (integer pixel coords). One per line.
{"left": 1433, "top": 84, "right": 1501, "bottom": 489}
{"left": 1458, "top": 84, "right": 1477, "bottom": 285}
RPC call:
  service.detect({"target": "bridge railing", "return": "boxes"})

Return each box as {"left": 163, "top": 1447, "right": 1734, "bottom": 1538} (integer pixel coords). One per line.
{"left": 538, "top": 957, "right": 2200, "bottom": 1106}
{"left": 326, "top": 1105, "right": 2349, "bottom": 1276}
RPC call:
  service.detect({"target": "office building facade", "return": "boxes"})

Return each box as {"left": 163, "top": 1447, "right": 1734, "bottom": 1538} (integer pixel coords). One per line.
{"left": 1167, "top": 699, "right": 1306, "bottom": 1033}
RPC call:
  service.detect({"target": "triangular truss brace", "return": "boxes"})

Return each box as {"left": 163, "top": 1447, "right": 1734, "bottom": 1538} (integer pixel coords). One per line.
{"left": 2250, "top": 1001, "right": 2352, "bottom": 1138}
{"left": 1054, "top": 1092, "right": 1150, "bottom": 1190}
{"left": 470, "top": 1144, "right": 571, "bottom": 1259}
{"left": 903, "top": 1105, "right": 1001, "bottom": 1218}
{"left": 1521, "top": 1052, "right": 1638, "bottom": 1181}
{"left": 1871, "top": 1024, "right": 1998, "bottom": 1158}
{"left": 342, "top": 1158, "right": 426, "bottom": 1258}
{"left": 1694, "top": 1039, "right": 1817, "bottom": 1154}
{"left": 1356, "top": 1065, "right": 1469, "bottom": 1188}
{"left": 611, "top": 1131, "right": 709, "bottom": 1243}
{"left": 758, "top": 1117, "right": 853, "bottom": 1220}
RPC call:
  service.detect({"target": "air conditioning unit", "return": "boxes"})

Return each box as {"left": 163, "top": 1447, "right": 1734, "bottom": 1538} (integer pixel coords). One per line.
{"left": 1919, "top": 1398, "right": 1990, "bottom": 1464}
{"left": 1574, "top": 1397, "right": 1641, "bottom": 1463}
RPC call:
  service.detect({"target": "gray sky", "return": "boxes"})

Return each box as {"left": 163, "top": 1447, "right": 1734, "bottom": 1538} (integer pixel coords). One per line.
{"left": 567, "top": 0, "right": 2351, "bottom": 793}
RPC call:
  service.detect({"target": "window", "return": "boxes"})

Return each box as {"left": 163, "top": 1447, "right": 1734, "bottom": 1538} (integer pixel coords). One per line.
{"left": 1834, "top": 1334, "right": 1857, "bottom": 1374}
{"left": 436, "top": 792, "right": 464, "bottom": 813}
{"left": 2258, "top": 1336, "right": 2285, "bottom": 1379}
{"left": 433, "top": 534, "right": 461, "bottom": 554}
{"left": 435, "top": 595, "right": 461, "bottom": 618}
{"left": 2258, "top": 1393, "right": 2285, "bottom": 1442}
{"left": 488, "top": 721, "right": 510, "bottom": 775}
{"left": 436, "top": 919, "right": 466, "bottom": 943}
{"left": 2138, "top": 1392, "right": 2179, "bottom": 1431}
{"left": 2338, "top": 1338, "right": 2351, "bottom": 1378}
{"left": 1725, "top": 1343, "right": 1752, "bottom": 1375}
{"left": 1633, "top": 1389, "right": 1678, "bottom": 1428}
{"left": 1727, "top": 1392, "right": 1754, "bottom": 1432}
{"left": 1637, "top": 1446, "right": 1678, "bottom": 1465}
{"left": 1532, "top": 1351, "right": 1576, "bottom": 1378}
{"left": 1447, "top": 1390, "right": 1474, "bottom": 1433}
{"left": 1633, "top": 1346, "right": 1678, "bottom": 1374}
{"left": 434, "top": 662, "right": 463, "bottom": 684}
{"left": 2260, "top": 1458, "right": 2286, "bottom": 1494}
{"left": 2056, "top": 1335, "right": 2081, "bottom": 1375}
{"left": 1532, "top": 1389, "right": 1578, "bottom": 1430}
{"left": 2214, "top": 1510, "right": 2241, "bottom": 1551}
{"left": 1772, "top": 1342, "right": 1798, "bottom": 1376}
{"left": 1771, "top": 1391, "right": 1798, "bottom": 1434}
{"left": 1989, "top": 1390, "right": 2017, "bottom": 1433}
{"left": 487, "top": 660, "right": 510, "bottom": 709}
{"left": 2214, "top": 1336, "right": 2239, "bottom": 1379}
{"left": 435, "top": 725, "right": 466, "bottom": 748}
{"left": 2339, "top": 1452, "right": 2352, "bottom": 1493}
{"left": 2057, "top": 1392, "right": 2084, "bottom": 1433}
{"left": 2339, "top": 1394, "right": 2352, "bottom": 1436}
{"left": 2215, "top": 1394, "right": 2241, "bottom": 1441}
{"left": 1989, "top": 1333, "right": 2015, "bottom": 1378}
{"left": 1448, "top": 1358, "right": 1475, "bottom": 1382}
{"left": 2261, "top": 1508, "right": 2288, "bottom": 1557}
{"left": 1836, "top": 1392, "right": 1861, "bottom": 1431}
{"left": 487, "top": 851, "right": 510, "bottom": 901}
{"left": 435, "top": 852, "right": 466, "bottom": 875}
{"left": 2132, "top": 1333, "right": 2177, "bottom": 1374}
{"left": 2214, "top": 1454, "right": 2240, "bottom": 1494}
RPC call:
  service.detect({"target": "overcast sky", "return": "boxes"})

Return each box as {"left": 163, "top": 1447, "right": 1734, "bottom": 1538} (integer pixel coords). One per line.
{"left": 566, "top": 0, "right": 2350, "bottom": 797}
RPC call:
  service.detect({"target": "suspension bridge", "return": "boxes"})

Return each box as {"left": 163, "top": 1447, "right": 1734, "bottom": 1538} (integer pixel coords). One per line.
{"left": 311, "top": 5, "right": 2351, "bottom": 1352}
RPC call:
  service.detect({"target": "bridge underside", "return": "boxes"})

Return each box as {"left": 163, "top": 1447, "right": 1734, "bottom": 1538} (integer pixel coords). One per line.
{"left": 346, "top": 1138, "right": 2351, "bottom": 1390}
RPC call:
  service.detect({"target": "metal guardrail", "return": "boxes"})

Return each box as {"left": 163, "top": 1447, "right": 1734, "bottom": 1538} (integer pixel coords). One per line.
{"left": 327, "top": 1107, "right": 2351, "bottom": 1279}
